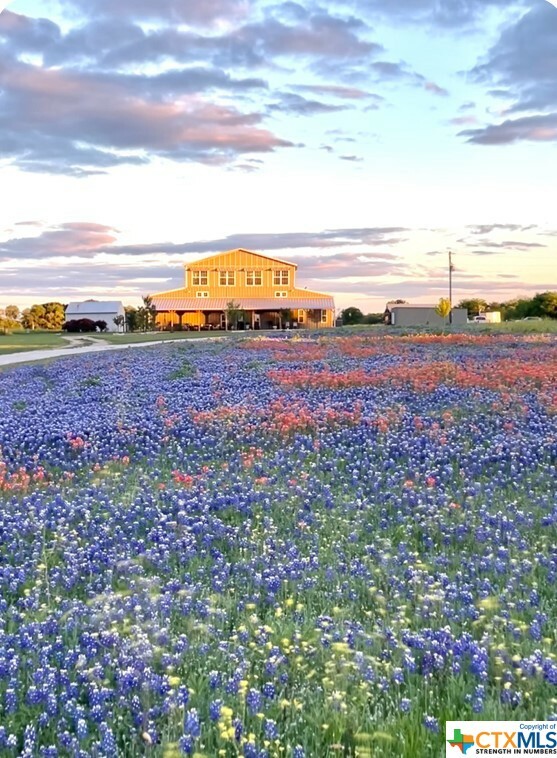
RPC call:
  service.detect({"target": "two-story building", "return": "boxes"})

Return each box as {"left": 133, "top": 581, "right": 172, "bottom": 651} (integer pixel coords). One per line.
{"left": 150, "top": 248, "right": 335, "bottom": 330}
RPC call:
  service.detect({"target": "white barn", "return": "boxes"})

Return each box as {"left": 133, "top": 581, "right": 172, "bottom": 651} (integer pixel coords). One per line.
{"left": 65, "top": 300, "right": 125, "bottom": 332}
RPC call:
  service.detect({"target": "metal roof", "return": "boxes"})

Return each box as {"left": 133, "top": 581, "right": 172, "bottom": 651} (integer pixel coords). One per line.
{"left": 151, "top": 296, "right": 334, "bottom": 311}
{"left": 66, "top": 301, "right": 124, "bottom": 314}
{"left": 185, "top": 249, "right": 298, "bottom": 270}
{"left": 386, "top": 304, "right": 466, "bottom": 310}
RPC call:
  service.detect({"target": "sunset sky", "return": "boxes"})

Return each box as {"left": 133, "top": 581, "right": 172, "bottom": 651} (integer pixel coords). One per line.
{"left": 0, "top": 0, "right": 556, "bottom": 313}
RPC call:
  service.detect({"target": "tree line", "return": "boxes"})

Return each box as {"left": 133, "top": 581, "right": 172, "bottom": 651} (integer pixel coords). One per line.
{"left": 455, "top": 292, "right": 557, "bottom": 320}
{"left": 0, "top": 297, "right": 158, "bottom": 332}
{"left": 340, "top": 291, "right": 557, "bottom": 324}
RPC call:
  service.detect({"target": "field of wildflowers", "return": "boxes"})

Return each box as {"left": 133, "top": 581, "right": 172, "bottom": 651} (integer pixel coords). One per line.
{"left": 0, "top": 332, "right": 556, "bottom": 757}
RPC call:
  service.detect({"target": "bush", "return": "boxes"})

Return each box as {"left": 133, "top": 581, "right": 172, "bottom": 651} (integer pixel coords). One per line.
{"left": 63, "top": 318, "right": 98, "bottom": 333}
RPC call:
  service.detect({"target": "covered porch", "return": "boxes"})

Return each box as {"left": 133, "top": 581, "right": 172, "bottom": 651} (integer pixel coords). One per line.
{"left": 151, "top": 296, "right": 335, "bottom": 331}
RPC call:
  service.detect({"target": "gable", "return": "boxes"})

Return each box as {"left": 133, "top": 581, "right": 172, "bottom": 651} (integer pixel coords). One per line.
{"left": 187, "top": 248, "right": 297, "bottom": 270}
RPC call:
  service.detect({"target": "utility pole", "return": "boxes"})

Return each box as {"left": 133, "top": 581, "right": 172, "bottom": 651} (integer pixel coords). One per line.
{"left": 448, "top": 249, "right": 454, "bottom": 325}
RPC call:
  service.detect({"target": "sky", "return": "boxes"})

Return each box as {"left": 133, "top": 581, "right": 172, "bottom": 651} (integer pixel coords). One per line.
{"left": 0, "top": 0, "right": 556, "bottom": 314}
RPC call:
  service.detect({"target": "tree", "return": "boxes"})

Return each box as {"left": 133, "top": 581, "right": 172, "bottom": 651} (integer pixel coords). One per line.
{"left": 125, "top": 306, "right": 139, "bottom": 333}
{"left": 341, "top": 307, "right": 364, "bottom": 325}
{"left": 224, "top": 300, "right": 244, "bottom": 330}
{"left": 136, "top": 305, "right": 147, "bottom": 331}
{"left": 5, "top": 305, "right": 19, "bottom": 321}
{"left": 113, "top": 315, "right": 125, "bottom": 332}
{"left": 362, "top": 313, "right": 384, "bottom": 325}
{"left": 135, "top": 296, "right": 157, "bottom": 332}
{"left": 278, "top": 309, "right": 292, "bottom": 329}
{"left": 95, "top": 320, "right": 108, "bottom": 332}
{"left": 531, "top": 291, "right": 557, "bottom": 319}
{"left": 142, "top": 295, "right": 158, "bottom": 331}
{"left": 0, "top": 305, "right": 21, "bottom": 332}
{"left": 505, "top": 298, "right": 535, "bottom": 321}
{"left": 21, "top": 304, "right": 45, "bottom": 330}
{"left": 20, "top": 302, "right": 65, "bottom": 330}
{"left": 457, "top": 299, "right": 488, "bottom": 318}
{"left": 435, "top": 297, "right": 452, "bottom": 326}
{"left": 41, "top": 302, "right": 66, "bottom": 330}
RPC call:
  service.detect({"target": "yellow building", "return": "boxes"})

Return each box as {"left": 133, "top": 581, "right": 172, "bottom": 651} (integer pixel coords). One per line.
{"left": 151, "top": 248, "right": 335, "bottom": 330}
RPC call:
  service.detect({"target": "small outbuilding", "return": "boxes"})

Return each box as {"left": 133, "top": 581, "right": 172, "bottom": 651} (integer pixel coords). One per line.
{"left": 384, "top": 303, "right": 468, "bottom": 327}
{"left": 65, "top": 300, "right": 126, "bottom": 331}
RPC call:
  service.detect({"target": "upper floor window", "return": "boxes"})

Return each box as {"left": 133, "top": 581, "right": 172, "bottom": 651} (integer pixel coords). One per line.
{"left": 192, "top": 270, "right": 208, "bottom": 286}
{"left": 196, "top": 291, "right": 209, "bottom": 298}
{"left": 275, "top": 291, "right": 287, "bottom": 298}
{"left": 246, "top": 270, "right": 262, "bottom": 286}
{"left": 273, "top": 270, "right": 290, "bottom": 286}
{"left": 219, "top": 271, "right": 235, "bottom": 286}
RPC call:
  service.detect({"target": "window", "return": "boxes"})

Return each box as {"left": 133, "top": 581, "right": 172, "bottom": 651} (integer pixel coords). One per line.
{"left": 246, "top": 270, "right": 262, "bottom": 286}
{"left": 192, "top": 270, "right": 208, "bottom": 286}
{"left": 275, "top": 291, "right": 287, "bottom": 298}
{"left": 219, "top": 271, "right": 235, "bottom": 286}
{"left": 321, "top": 310, "right": 328, "bottom": 323}
{"left": 196, "top": 291, "right": 209, "bottom": 298}
{"left": 298, "top": 308, "right": 305, "bottom": 323}
{"left": 273, "top": 270, "right": 289, "bottom": 286}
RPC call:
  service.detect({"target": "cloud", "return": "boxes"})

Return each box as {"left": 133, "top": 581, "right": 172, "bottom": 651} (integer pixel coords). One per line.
{"left": 478, "top": 240, "right": 546, "bottom": 250}
{"left": 295, "top": 251, "right": 404, "bottom": 280}
{"left": 466, "top": 224, "right": 537, "bottom": 234}
{"left": 463, "top": 3, "right": 557, "bottom": 144}
{"left": 459, "top": 113, "right": 557, "bottom": 145}
{"left": 0, "top": 54, "right": 292, "bottom": 174}
{"left": 0, "top": 223, "right": 118, "bottom": 258}
{"left": 338, "top": 0, "right": 529, "bottom": 28}
{"left": 424, "top": 81, "right": 449, "bottom": 96}
{"left": 267, "top": 92, "right": 348, "bottom": 116}
{"left": 294, "top": 84, "right": 382, "bottom": 100}
{"left": 0, "top": 224, "right": 409, "bottom": 262}
{"left": 449, "top": 115, "right": 478, "bottom": 126}
{"left": 0, "top": 3, "right": 387, "bottom": 175}
{"left": 59, "top": 0, "right": 249, "bottom": 26}
{"left": 20, "top": 11, "right": 380, "bottom": 71}
{"left": 0, "top": 9, "right": 61, "bottom": 52}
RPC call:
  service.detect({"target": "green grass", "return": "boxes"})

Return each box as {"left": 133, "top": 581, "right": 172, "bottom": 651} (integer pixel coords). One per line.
{"left": 97, "top": 330, "right": 231, "bottom": 344}
{"left": 464, "top": 318, "right": 557, "bottom": 334}
{"left": 0, "top": 330, "right": 67, "bottom": 353}
{"left": 336, "top": 319, "right": 557, "bottom": 336}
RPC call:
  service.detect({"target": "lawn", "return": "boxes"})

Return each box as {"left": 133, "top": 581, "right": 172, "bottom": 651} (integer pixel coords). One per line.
{"left": 0, "top": 331, "right": 556, "bottom": 756}
{"left": 343, "top": 318, "right": 557, "bottom": 335}
{"left": 0, "top": 329, "right": 235, "bottom": 357}
{"left": 0, "top": 330, "right": 67, "bottom": 353}
{"left": 97, "top": 330, "right": 231, "bottom": 344}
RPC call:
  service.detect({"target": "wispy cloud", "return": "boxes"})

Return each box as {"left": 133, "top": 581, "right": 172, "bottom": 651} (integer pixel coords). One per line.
{"left": 0, "top": 224, "right": 409, "bottom": 262}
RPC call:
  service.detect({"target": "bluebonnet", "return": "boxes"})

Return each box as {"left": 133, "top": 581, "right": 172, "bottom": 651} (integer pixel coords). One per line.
{"left": 0, "top": 335, "right": 555, "bottom": 754}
